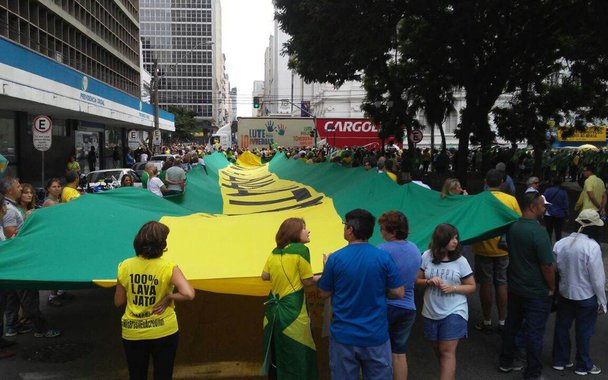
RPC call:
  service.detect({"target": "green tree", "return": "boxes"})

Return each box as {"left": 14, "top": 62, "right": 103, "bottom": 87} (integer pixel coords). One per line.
{"left": 167, "top": 106, "right": 197, "bottom": 142}
{"left": 494, "top": 0, "right": 608, "bottom": 176}
{"left": 276, "top": 0, "right": 608, "bottom": 183}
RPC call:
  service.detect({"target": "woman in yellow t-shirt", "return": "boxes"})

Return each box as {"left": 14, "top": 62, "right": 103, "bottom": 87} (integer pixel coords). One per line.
{"left": 66, "top": 155, "right": 80, "bottom": 175}
{"left": 114, "top": 221, "right": 195, "bottom": 380}
{"left": 261, "top": 218, "right": 321, "bottom": 380}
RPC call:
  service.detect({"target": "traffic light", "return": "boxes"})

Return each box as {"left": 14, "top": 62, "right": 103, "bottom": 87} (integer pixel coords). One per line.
{"left": 253, "top": 97, "right": 260, "bottom": 109}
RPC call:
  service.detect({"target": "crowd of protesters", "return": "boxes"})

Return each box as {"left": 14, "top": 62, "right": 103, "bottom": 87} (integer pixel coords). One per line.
{"left": 259, "top": 174, "right": 605, "bottom": 380}
{"left": 1, "top": 140, "right": 608, "bottom": 378}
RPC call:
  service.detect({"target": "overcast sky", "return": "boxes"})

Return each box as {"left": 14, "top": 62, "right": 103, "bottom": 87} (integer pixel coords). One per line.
{"left": 221, "top": 0, "right": 275, "bottom": 116}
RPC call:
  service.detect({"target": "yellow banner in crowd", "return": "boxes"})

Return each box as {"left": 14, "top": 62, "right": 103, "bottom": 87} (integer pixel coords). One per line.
{"left": 99, "top": 164, "right": 344, "bottom": 296}
{"left": 557, "top": 126, "right": 606, "bottom": 142}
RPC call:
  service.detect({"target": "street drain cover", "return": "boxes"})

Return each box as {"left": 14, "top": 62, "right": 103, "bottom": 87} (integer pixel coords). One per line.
{"left": 23, "top": 341, "right": 93, "bottom": 363}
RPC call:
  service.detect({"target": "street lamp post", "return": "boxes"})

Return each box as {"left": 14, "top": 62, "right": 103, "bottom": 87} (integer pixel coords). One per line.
{"left": 149, "top": 39, "right": 214, "bottom": 148}
{"left": 152, "top": 59, "right": 160, "bottom": 131}
{"left": 148, "top": 59, "right": 161, "bottom": 153}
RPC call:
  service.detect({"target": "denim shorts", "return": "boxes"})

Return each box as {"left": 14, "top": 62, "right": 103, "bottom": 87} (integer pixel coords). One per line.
{"left": 423, "top": 314, "right": 468, "bottom": 341}
{"left": 387, "top": 305, "right": 416, "bottom": 354}
{"left": 329, "top": 335, "right": 392, "bottom": 380}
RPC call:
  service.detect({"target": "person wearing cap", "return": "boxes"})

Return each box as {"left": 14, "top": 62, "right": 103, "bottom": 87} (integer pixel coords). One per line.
{"left": 499, "top": 192, "right": 555, "bottom": 379}
{"left": 575, "top": 164, "right": 604, "bottom": 213}
{"left": 551, "top": 209, "right": 606, "bottom": 376}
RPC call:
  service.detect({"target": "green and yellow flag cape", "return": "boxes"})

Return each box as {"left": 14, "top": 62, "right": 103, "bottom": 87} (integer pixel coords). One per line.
{"left": 0, "top": 152, "right": 519, "bottom": 295}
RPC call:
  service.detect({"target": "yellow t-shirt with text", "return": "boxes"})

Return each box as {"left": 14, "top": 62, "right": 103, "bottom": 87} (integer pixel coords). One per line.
{"left": 472, "top": 191, "right": 522, "bottom": 257}
{"left": 118, "top": 257, "right": 177, "bottom": 340}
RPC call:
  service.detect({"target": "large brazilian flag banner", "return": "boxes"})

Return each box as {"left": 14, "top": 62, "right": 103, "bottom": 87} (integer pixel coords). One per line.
{"left": 0, "top": 152, "right": 519, "bottom": 295}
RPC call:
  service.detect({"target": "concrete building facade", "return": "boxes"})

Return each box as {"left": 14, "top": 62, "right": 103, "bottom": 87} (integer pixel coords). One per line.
{"left": 0, "top": 0, "right": 174, "bottom": 184}
{"left": 140, "top": 0, "right": 224, "bottom": 140}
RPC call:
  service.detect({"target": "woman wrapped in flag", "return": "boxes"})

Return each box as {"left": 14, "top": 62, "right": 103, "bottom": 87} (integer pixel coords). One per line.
{"left": 261, "top": 218, "right": 321, "bottom": 379}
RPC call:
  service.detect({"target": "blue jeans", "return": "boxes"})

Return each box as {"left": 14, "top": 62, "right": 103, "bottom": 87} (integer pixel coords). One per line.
{"left": 552, "top": 295, "right": 598, "bottom": 372}
{"left": 329, "top": 335, "right": 392, "bottom": 380}
{"left": 500, "top": 292, "right": 552, "bottom": 379}
{"left": 5, "top": 290, "right": 48, "bottom": 333}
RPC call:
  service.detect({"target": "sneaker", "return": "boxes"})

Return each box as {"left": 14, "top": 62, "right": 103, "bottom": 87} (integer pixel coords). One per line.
{"left": 6, "top": 324, "right": 33, "bottom": 337}
{"left": 553, "top": 362, "right": 574, "bottom": 371}
{"left": 475, "top": 320, "right": 493, "bottom": 334}
{"left": 575, "top": 365, "right": 602, "bottom": 376}
{"left": 18, "top": 325, "right": 32, "bottom": 334}
{"left": 498, "top": 359, "right": 524, "bottom": 373}
{"left": 34, "top": 329, "right": 61, "bottom": 338}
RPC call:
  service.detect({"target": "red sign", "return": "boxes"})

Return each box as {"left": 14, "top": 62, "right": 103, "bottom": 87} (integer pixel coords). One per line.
{"left": 315, "top": 118, "right": 382, "bottom": 148}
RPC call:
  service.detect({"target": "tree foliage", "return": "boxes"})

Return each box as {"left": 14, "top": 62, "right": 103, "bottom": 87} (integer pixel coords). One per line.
{"left": 275, "top": 0, "right": 608, "bottom": 182}
{"left": 167, "top": 105, "right": 197, "bottom": 142}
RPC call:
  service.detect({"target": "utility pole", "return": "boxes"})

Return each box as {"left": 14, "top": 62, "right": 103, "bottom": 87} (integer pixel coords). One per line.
{"left": 285, "top": 99, "right": 317, "bottom": 146}
{"left": 152, "top": 59, "right": 160, "bottom": 153}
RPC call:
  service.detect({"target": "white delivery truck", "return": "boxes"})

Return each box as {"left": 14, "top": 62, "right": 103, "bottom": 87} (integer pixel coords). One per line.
{"left": 211, "top": 124, "right": 232, "bottom": 149}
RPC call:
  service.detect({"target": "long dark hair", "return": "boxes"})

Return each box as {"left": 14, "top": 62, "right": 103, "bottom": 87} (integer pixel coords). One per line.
{"left": 429, "top": 224, "right": 461, "bottom": 264}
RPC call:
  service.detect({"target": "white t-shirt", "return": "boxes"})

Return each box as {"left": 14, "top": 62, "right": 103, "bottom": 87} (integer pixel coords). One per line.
{"left": 412, "top": 180, "right": 431, "bottom": 190}
{"left": 140, "top": 153, "right": 148, "bottom": 162}
{"left": 147, "top": 177, "right": 164, "bottom": 197}
{"left": 420, "top": 250, "right": 473, "bottom": 321}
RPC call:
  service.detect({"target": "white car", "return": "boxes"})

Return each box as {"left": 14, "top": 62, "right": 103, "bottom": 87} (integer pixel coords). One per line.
{"left": 149, "top": 154, "right": 178, "bottom": 162}
{"left": 86, "top": 169, "right": 142, "bottom": 191}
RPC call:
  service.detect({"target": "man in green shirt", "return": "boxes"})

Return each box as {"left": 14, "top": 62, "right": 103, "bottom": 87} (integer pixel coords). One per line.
{"left": 499, "top": 192, "right": 555, "bottom": 380}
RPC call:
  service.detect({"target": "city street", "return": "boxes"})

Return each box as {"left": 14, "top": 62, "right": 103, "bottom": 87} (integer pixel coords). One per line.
{"left": 0, "top": 245, "right": 606, "bottom": 379}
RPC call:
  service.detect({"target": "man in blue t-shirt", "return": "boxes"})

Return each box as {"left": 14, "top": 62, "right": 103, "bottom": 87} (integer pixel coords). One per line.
{"left": 318, "top": 209, "right": 404, "bottom": 379}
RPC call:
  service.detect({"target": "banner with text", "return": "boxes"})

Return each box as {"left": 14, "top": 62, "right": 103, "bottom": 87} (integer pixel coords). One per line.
{"left": 315, "top": 118, "right": 381, "bottom": 148}
{"left": 557, "top": 126, "right": 606, "bottom": 142}
{"left": 238, "top": 118, "right": 315, "bottom": 149}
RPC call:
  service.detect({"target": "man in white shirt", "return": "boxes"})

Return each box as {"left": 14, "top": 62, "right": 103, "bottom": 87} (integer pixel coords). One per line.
{"left": 552, "top": 209, "right": 606, "bottom": 376}
{"left": 525, "top": 176, "right": 540, "bottom": 193}
{"left": 410, "top": 170, "right": 431, "bottom": 190}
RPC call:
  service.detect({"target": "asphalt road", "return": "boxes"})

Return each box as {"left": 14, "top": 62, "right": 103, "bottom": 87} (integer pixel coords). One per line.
{"left": 0, "top": 247, "right": 606, "bottom": 379}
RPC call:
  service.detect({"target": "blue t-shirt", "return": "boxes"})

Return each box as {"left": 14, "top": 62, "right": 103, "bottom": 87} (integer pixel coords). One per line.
{"left": 318, "top": 243, "right": 403, "bottom": 346}
{"left": 378, "top": 240, "right": 421, "bottom": 311}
